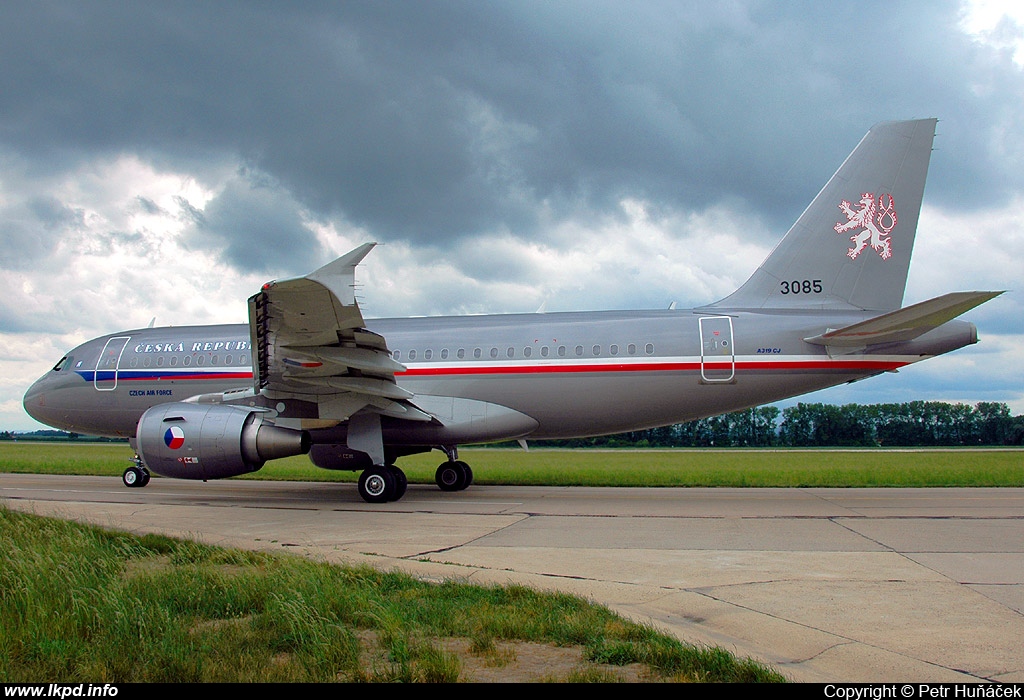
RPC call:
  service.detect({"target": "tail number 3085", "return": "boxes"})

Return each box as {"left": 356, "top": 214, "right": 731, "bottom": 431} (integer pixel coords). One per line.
{"left": 780, "top": 279, "right": 823, "bottom": 295}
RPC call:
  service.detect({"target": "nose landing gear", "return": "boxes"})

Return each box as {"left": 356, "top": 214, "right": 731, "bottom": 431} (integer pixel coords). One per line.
{"left": 123, "top": 456, "right": 151, "bottom": 488}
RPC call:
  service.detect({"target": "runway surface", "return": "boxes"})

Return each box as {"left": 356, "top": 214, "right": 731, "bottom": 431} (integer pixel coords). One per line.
{"left": 3, "top": 473, "right": 1023, "bottom": 683}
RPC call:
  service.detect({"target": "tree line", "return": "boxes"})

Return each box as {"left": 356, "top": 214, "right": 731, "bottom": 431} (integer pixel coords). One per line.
{"left": 545, "top": 401, "right": 1024, "bottom": 448}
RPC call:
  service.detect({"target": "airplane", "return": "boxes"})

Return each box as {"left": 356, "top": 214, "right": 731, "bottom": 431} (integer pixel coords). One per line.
{"left": 23, "top": 118, "right": 1002, "bottom": 503}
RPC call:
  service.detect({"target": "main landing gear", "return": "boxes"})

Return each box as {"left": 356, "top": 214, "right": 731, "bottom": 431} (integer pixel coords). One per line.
{"left": 123, "top": 457, "right": 151, "bottom": 488}
{"left": 357, "top": 464, "right": 408, "bottom": 503}
{"left": 355, "top": 447, "right": 473, "bottom": 503}
{"left": 435, "top": 460, "right": 473, "bottom": 492}
{"left": 434, "top": 445, "right": 472, "bottom": 493}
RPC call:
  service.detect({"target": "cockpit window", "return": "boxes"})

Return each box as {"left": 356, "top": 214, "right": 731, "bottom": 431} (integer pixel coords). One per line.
{"left": 52, "top": 356, "right": 72, "bottom": 372}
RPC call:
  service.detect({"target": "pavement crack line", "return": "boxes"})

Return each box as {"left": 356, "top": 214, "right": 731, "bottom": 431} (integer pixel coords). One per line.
{"left": 399, "top": 513, "right": 533, "bottom": 559}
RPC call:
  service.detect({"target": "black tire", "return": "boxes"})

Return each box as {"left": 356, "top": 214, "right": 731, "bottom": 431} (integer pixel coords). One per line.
{"left": 122, "top": 466, "right": 144, "bottom": 488}
{"left": 358, "top": 466, "right": 395, "bottom": 503}
{"left": 435, "top": 461, "right": 466, "bottom": 492}
{"left": 454, "top": 461, "right": 473, "bottom": 489}
{"left": 389, "top": 465, "right": 408, "bottom": 501}
{"left": 140, "top": 469, "right": 151, "bottom": 486}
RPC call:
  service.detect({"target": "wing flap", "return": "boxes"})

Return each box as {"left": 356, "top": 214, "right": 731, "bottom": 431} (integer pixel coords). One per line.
{"left": 804, "top": 291, "right": 1003, "bottom": 347}
{"left": 248, "top": 243, "right": 431, "bottom": 424}
{"left": 283, "top": 345, "right": 407, "bottom": 375}
{"left": 286, "top": 376, "right": 415, "bottom": 401}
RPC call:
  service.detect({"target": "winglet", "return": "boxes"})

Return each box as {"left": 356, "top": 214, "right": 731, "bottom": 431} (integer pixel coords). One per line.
{"left": 305, "top": 242, "right": 378, "bottom": 306}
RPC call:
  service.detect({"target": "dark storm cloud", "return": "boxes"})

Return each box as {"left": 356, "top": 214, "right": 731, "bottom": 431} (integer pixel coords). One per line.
{"left": 1, "top": 1, "right": 1021, "bottom": 255}
{"left": 184, "top": 171, "right": 326, "bottom": 274}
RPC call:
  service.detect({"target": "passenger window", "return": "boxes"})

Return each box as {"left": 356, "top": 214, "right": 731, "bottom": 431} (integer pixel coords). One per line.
{"left": 394, "top": 350, "right": 401, "bottom": 360}
{"left": 524, "top": 347, "right": 532, "bottom": 358}
{"left": 474, "top": 348, "right": 482, "bottom": 359}
{"left": 490, "top": 348, "right": 498, "bottom": 359}
{"left": 457, "top": 348, "right": 465, "bottom": 359}
{"left": 593, "top": 345, "right": 601, "bottom": 355}
{"left": 170, "top": 357, "right": 178, "bottom": 367}
{"left": 424, "top": 349, "right": 432, "bottom": 360}
{"left": 440, "top": 349, "right": 449, "bottom": 359}
{"left": 610, "top": 344, "right": 618, "bottom": 356}
{"left": 541, "top": 346, "right": 549, "bottom": 357}
{"left": 507, "top": 347, "right": 515, "bottom": 358}
{"left": 645, "top": 343, "right": 654, "bottom": 355}
{"left": 575, "top": 345, "right": 583, "bottom": 356}
{"left": 628, "top": 344, "right": 636, "bottom": 355}
{"left": 409, "top": 349, "right": 417, "bottom": 360}
{"left": 557, "top": 346, "right": 566, "bottom": 357}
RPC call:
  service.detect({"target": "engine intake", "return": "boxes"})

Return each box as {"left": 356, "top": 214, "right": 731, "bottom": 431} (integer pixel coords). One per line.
{"left": 137, "top": 402, "right": 310, "bottom": 480}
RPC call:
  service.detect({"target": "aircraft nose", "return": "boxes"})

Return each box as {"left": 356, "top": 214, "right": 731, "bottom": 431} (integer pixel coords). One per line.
{"left": 23, "top": 373, "right": 69, "bottom": 429}
{"left": 23, "top": 376, "right": 50, "bottom": 424}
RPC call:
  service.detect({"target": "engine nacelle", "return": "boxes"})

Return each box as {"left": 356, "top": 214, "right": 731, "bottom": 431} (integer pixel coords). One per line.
{"left": 308, "top": 444, "right": 373, "bottom": 471}
{"left": 137, "top": 402, "right": 310, "bottom": 480}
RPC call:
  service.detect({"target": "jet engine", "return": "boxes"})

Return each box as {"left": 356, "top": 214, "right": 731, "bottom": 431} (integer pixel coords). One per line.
{"left": 136, "top": 402, "right": 310, "bottom": 480}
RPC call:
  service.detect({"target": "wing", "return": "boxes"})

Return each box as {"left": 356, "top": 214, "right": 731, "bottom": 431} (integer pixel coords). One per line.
{"left": 248, "top": 243, "right": 432, "bottom": 425}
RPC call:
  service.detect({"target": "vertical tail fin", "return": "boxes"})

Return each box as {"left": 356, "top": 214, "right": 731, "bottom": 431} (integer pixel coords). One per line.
{"left": 707, "top": 119, "right": 937, "bottom": 312}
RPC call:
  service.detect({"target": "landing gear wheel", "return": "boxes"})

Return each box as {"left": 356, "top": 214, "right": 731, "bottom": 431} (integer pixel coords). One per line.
{"left": 435, "top": 460, "right": 471, "bottom": 492}
{"left": 358, "top": 466, "right": 396, "bottom": 503}
{"left": 122, "top": 466, "right": 146, "bottom": 488}
{"left": 435, "top": 461, "right": 462, "bottom": 491}
{"left": 455, "top": 461, "right": 473, "bottom": 488}
{"left": 388, "top": 465, "right": 408, "bottom": 501}
{"left": 140, "top": 469, "right": 151, "bottom": 486}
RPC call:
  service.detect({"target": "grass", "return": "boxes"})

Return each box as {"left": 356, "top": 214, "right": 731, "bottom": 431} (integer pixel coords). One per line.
{"left": 1, "top": 442, "right": 1022, "bottom": 487}
{"left": 0, "top": 507, "right": 785, "bottom": 683}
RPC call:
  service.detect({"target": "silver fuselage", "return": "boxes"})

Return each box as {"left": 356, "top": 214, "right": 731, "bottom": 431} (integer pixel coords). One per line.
{"left": 24, "top": 307, "right": 978, "bottom": 442}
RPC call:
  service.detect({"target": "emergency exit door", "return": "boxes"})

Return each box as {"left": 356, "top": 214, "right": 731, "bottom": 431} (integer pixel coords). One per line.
{"left": 698, "top": 316, "right": 734, "bottom": 383}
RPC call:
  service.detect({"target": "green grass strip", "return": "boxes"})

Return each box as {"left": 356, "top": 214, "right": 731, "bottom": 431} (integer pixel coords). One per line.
{"left": 2, "top": 443, "right": 1022, "bottom": 487}
{"left": 0, "top": 507, "right": 784, "bottom": 683}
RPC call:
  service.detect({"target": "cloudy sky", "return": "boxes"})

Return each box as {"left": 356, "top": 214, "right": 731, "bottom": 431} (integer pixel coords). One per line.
{"left": 3, "top": 1, "right": 1023, "bottom": 431}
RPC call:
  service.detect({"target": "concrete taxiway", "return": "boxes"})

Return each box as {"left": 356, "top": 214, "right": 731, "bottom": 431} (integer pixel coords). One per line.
{"left": 3, "top": 473, "right": 1023, "bottom": 683}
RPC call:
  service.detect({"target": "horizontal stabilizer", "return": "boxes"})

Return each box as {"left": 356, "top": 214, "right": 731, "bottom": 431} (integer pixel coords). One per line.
{"left": 804, "top": 291, "right": 1003, "bottom": 347}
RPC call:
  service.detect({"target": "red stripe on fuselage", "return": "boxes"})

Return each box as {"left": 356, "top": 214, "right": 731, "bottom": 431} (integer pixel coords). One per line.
{"left": 397, "top": 359, "right": 907, "bottom": 376}
{"left": 96, "top": 359, "right": 907, "bottom": 384}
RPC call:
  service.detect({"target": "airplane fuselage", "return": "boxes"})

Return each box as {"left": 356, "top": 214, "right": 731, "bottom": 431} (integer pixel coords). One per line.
{"left": 24, "top": 308, "right": 978, "bottom": 442}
